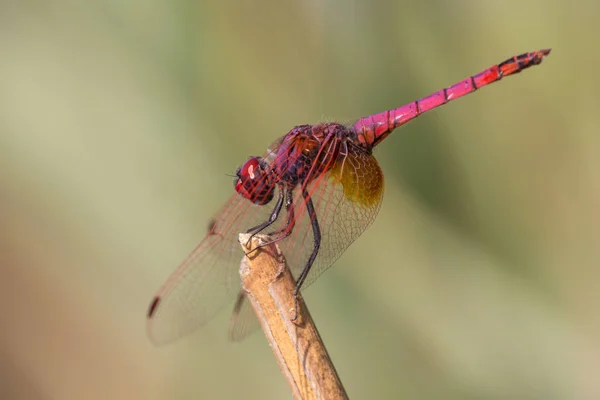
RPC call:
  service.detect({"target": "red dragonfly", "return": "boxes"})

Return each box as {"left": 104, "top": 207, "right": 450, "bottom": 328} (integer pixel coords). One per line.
{"left": 147, "top": 49, "right": 551, "bottom": 344}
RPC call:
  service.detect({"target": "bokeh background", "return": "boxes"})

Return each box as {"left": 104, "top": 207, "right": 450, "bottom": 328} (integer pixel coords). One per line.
{"left": 1, "top": 1, "right": 599, "bottom": 399}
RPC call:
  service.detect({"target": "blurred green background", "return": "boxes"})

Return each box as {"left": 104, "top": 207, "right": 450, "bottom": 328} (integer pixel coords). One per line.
{"left": 1, "top": 1, "right": 599, "bottom": 399}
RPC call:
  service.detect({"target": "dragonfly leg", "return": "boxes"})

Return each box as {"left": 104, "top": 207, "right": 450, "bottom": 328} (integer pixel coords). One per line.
{"left": 246, "top": 186, "right": 285, "bottom": 235}
{"left": 245, "top": 186, "right": 295, "bottom": 257}
{"left": 242, "top": 186, "right": 285, "bottom": 256}
{"left": 251, "top": 186, "right": 296, "bottom": 251}
{"left": 291, "top": 189, "right": 321, "bottom": 321}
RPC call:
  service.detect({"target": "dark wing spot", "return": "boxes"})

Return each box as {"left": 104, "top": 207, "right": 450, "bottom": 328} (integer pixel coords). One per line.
{"left": 207, "top": 218, "right": 217, "bottom": 235}
{"left": 148, "top": 296, "right": 160, "bottom": 318}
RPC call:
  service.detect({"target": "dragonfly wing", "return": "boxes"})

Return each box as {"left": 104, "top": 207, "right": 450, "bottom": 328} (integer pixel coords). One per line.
{"left": 228, "top": 291, "right": 261, "bottom": 341}
{"left": 146, "top": 193, "right": 277, "bottom": 345}
{"left": 282, "top": 146, "right": 385, "bottom": 290}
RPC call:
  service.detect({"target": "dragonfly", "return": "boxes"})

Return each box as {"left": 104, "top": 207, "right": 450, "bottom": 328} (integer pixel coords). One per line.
{"left": 147, "top": 48, "right": 551, "bottom": 344}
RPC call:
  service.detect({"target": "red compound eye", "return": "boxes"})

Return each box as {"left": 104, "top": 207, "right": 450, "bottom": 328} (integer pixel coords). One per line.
{"left": 234, "top": 157, "right": 274, "bottom": 205}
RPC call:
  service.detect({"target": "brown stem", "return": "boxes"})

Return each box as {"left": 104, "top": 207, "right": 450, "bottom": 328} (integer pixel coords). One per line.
{"left": 238, "top": 233, "right": 348, "bottom": 400}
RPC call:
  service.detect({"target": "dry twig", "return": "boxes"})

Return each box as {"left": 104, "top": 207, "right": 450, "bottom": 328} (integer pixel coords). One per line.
{"left": 238, "top": 233, "right": 348, "bottom": 400}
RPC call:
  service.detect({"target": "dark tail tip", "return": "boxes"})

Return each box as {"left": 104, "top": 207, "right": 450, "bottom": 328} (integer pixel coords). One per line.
{"left": 534, "top": 48, "right": 552, "bottom": 64}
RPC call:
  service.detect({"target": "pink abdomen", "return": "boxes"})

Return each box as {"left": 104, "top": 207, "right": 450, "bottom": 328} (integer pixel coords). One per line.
{"left": 353, "top": 49, "right": 551, "bottom": 148}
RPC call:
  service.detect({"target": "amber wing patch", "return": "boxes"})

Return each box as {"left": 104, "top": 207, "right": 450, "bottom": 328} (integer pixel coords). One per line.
{"left": 329, "top": 151, "right": 384, "bottom": 207}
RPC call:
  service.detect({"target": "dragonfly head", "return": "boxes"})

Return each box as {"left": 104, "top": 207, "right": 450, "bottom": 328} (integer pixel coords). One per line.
{"left": 235, "top": 156, "right": 275, "bottom": 205}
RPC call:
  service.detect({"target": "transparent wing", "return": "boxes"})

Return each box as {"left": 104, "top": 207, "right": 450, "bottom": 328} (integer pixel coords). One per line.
{"left": 228, "top": 291, "right": 261, "bottom": 342}
{"left": 283, "top": 144, "right": 385, "bottom": 288}
{"left": 147, "top": 137, "right": 291, "bottom": 345}
{"left": 146, "top": 192, "right": 281, "bottom": 345}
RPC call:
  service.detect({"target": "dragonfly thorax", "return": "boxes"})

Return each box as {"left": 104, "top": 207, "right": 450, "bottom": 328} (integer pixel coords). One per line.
{"left": 234, "top": 156, "right": 276, "bottom": 205}
{"left": 275, "top": 124, "right": 348, "bottom": 187}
